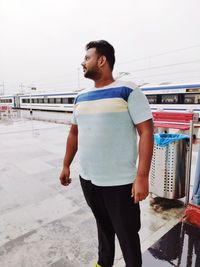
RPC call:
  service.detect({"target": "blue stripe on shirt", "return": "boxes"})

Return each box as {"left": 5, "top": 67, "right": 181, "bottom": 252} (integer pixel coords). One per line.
{"left": 75, "top": 87, "right": 133, "bottom": 104}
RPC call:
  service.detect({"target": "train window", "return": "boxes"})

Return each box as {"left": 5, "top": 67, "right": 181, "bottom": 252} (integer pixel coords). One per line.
{"left": 23, "top": 99, "right": 30, "bottom": 103}
{"left": 55, "top": 98, "right": 61, "bottom": 104}
{"left": 146, "top": 95, "right": 157, "bottom": 104}
{"left": 178, "top": 94, "right": 184, "bottom": 104}
{"left": 49, "top": 98, "right": 55, "bottom": 104}
{"left": 161, "top": 94, "right": 178, "bottom": 104}
{"left": 61, "top": 97, "right": 74, "bottom": 104}
{"left": 184, "top": 96, "right": 195, "bottom": 104}
{"left": 68, "top": 98, "right": 75, "bottom": 104}
{"left": 38, "top": 98, "right": 44, "bottom": 103}
{"left": 44, "top": 97, "right": 48, "bottom": 103}
{"left": 184, "top": 93, "right": 200, "bottom": 104}
{"left": 33, "top": 98, "right": 38, "bottom": 103}
{"left": 62, "top": 98, "right": 69, "bottom": 104}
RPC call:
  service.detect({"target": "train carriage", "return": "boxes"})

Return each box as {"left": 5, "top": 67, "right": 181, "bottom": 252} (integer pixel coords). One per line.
{"left": 0, "top": 95, "right": 16, "bottom": 108}
{"left": 1, "top": 83, "right": 200, "bottom": 117}
{"left": 19, "top": 92, "right": 77, "bottom": 112}
{"left": 141, "top": 83, "right": 200, "bottom": 120}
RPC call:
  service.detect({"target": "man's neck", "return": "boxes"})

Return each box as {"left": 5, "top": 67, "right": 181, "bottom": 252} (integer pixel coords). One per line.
{"left": 94, "top": 76, "right": 115, "bottom": 88}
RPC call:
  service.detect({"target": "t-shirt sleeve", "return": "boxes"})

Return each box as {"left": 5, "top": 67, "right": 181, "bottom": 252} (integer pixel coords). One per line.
{"left": 71, "top": 97, "right": 78, "bottom": 125}
{"left": 71, "top": 108, "right": 77, "bottom": 125}
{"left": 128, "top": 87, "right": 152, "bottom": 125}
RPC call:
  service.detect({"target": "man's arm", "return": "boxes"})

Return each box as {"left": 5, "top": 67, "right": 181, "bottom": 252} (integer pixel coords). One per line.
{"left": 59, "top": 124, "right": 78, "bottom": 186}
{"left": 132, "top": 119, "right": 154, "bottom": 203}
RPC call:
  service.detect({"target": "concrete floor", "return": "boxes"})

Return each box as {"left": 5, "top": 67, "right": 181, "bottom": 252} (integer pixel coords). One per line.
{"left": 0, "top": 111, "right": 198, "bottom": 267}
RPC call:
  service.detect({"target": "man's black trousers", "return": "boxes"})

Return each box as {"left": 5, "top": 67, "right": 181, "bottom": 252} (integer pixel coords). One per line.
{"left": 80, "top": 176, "right": 142, "bottom": 267}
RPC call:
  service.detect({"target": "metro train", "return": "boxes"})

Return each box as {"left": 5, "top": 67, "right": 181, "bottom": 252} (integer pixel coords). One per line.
{"left": 141, "top": 83, "right": 200, "bottom": 118}
{"left": 0, "top": 83, "right": 200, "bottom": 117}
{"left": 0, "top": 91, "right": 77, "bottom": 112}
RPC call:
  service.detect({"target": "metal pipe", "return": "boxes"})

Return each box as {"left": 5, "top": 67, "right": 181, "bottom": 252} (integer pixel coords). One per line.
{"left": 185, "top": 120, "right": 193, "bottom": 205}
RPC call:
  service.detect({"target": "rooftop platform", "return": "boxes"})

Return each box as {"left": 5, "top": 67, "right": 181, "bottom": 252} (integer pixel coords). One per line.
{"left": 0, "top": 110, "right": 199, "bottom": 266}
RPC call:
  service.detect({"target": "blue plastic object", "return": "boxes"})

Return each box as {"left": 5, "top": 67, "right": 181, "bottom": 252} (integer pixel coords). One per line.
{"left": 192, "top": 145, "right": 200, "bottom": 205}
{"left": 154, "top": 133, "right": 189, "bottom": 147}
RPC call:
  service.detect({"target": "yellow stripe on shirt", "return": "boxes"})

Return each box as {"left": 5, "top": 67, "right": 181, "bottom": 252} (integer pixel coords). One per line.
{"left": 75, "top": 98, "right": 128, "bottom": 115}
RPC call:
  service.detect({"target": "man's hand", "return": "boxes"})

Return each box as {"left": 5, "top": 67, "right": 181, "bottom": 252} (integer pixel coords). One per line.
{"left": 131, "top": 175, "right": 149, "bottom": 203}
{"left": 59, "top": 166, "right": 71, "bottom": 186}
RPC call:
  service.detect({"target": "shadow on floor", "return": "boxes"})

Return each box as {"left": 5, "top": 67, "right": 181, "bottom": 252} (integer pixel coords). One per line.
{"left": 143, "top": 222, "right": 200, "bottom": 267}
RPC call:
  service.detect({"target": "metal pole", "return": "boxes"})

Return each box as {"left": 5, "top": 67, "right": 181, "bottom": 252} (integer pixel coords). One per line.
{"left": 30, "top": 87, "right": 36, "bottom": 116}
{"left": 185, "top": 120, "right": 193, "bottom": 205}
{"left": 2, "top": 82, "right": 4, "bottom": 95}
{"left": 30, "top": 92, "right": 32, "bottom": 115}
{"left": 0, "top": 82, "right": 4, "bottom": 95}
{"left": 19, "top": 83, "right": 24, "bottom": 94}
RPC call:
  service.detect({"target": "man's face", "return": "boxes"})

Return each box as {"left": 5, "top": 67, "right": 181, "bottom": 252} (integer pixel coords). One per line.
{"left": 81, "top": 48, "right": 101, "bottom": 80}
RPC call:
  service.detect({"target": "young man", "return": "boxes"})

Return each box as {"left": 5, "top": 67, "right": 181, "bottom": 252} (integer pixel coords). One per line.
{"left": 59, "top": 40, "right": 154, "bottom": 267}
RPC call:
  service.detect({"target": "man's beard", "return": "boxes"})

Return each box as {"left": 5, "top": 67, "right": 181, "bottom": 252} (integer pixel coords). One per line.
{"left": 84, "top": 67, "right": 101, "bottom": 80}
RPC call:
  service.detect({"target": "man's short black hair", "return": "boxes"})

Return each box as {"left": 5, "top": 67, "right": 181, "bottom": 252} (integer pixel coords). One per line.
{"left": 85, "top": 40, "right": 115, "bottom": 71}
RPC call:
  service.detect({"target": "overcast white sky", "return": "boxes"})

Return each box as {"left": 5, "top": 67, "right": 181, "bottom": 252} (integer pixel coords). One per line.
{"left": 1, "top": 0, "right": 200, "bottom": 95}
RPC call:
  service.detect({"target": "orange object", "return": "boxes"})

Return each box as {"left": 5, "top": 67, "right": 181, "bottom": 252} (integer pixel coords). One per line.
{"left": 182, "top": 203, "right": 200, "bottom": 228}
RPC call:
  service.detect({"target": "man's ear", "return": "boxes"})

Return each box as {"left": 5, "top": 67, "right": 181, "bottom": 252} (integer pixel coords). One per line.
{"left": 98, "top": 55, "right": 106, "bottom": 68}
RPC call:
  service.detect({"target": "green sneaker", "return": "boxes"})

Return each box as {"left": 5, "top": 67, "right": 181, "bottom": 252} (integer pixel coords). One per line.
{"left": 93, "top": 262, "right": 113, "bottom": 267}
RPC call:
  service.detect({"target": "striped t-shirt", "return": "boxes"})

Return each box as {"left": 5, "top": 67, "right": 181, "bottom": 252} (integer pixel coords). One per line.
{"left": 71, "top": 80, "right": 152, "bottom": 186}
